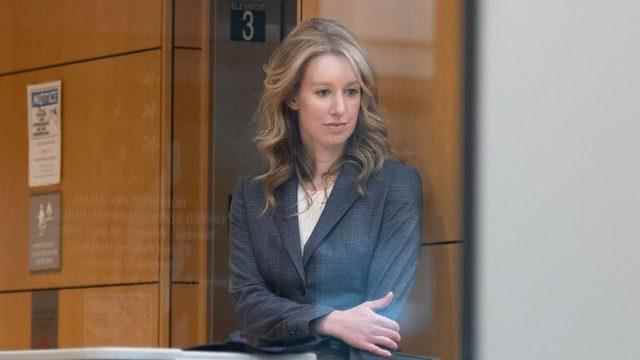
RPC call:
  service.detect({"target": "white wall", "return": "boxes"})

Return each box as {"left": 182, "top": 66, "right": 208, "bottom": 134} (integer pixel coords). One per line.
{"left": 476, "top": 1, "right": 640, "bottom": 359}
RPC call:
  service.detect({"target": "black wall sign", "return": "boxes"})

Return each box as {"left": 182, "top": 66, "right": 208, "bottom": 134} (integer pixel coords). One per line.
{"left": 231, "top": 0, "right": 266, "bottom": 42}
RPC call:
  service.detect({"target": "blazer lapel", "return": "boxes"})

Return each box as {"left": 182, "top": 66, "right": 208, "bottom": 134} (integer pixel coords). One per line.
{"left": 302, "top": 163, "right": 360, "bottom": 266}
{"left": 275, "top": 176, "right": 306, "bottom": 285}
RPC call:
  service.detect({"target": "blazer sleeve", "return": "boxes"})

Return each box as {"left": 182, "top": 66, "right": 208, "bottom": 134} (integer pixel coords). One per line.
{"left": 229, "top": 178, "right": 334, "bottom": 345}
{"left": 352, "top": 166, "right": 423, "bottom": 360}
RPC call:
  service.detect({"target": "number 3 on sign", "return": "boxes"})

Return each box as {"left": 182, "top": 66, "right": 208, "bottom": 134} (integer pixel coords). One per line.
{"left": 242, "top": 10, "right": 254, "bottom": 41}
{"left": 230, "top": 7, "right": 264, "bottom": 42}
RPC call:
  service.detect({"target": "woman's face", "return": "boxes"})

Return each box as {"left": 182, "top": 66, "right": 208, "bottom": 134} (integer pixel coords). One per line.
{"left": 290, "top": 53, "right": 361, "bottom": 156}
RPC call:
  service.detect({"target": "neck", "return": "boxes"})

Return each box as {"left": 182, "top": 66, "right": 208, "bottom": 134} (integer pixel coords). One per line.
{"left": 306, "top": 144, "right": 343, "bottom": 189}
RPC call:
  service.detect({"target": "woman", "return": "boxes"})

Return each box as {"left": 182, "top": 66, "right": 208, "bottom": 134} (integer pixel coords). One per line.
{"left": 228, "top": 18, "right": 422, "bottom": 359}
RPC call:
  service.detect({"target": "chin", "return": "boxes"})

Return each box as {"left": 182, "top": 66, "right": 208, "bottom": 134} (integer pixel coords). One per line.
{"left": 320, "top": 139, "right": 350, "bottom": 151}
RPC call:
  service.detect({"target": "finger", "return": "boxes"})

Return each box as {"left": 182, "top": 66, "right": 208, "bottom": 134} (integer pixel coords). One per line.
{"left": 366, "top": 292, "right": 394, "bottom": 310}
{"left": 373, "top": 313, "right": 400, "bottom": 332}
{"left": 364, "top": 343, "right": 392, "bottom": 358}
{"left": 371, "top": 335, "right": 398, "bottom": 351}
{"left": 374, "top": 326, "right": 401, "bottom": 343}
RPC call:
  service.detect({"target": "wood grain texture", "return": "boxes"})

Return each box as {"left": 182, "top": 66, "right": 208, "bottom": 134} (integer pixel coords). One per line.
{"left": 430, "top": 0, "right": 462, "bottom": 243}
{"left": 158, "top": 0, "right": 174, "bottom": 347}
{"left": 398, "top": 244, "right": 462, "bottom": 360}
{"left": 300, "top": 0, "right": 319, "bottom": 20}
{"left": 171, "top": 283, "right": 205, "bottom": 347}
{"left": 172, "top": 49, "right": 207, "bottom": 283}
{"left": 175, "top": 0, "right": 205, "bottom": 48}
{"left": 0, "top": 50, "right": 162, "bottom": 291}
{"left": 58, "top": 284, "right": 158, "bottom": 347}
{"left": 0, "top": 292, "right": 31, "bottom": 350}
{"left": 0, "top": 0, "right": 162, "bottom": 75}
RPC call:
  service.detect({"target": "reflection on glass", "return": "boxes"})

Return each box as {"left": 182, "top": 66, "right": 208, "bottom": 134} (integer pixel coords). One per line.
{"left": 305, "top": 1, "right": 463, "bottom": 360}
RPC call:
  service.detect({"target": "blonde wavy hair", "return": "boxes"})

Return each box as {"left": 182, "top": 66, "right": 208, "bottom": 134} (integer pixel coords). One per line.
{"left": 255, "top": 17, "right": 391, "bottom": 211}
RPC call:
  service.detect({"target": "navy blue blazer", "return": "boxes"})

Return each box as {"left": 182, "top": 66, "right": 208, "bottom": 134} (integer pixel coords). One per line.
{"left": 228, "top": 159, "right": 423, "bottom": 358}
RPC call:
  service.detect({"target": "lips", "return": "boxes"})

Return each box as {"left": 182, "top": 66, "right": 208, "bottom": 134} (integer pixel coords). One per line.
{"left": 324, "top": 123, "right": 348, "bottom": 127}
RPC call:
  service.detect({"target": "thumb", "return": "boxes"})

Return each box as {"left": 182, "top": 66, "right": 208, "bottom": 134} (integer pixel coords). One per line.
{"left": 366, "top": 292, "right": 394, "bottom": 310}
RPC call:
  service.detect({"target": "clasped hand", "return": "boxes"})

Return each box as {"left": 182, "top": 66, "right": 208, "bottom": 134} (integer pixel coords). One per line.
{"left": 315, "top": 292, "right": 400, "bottom": 358}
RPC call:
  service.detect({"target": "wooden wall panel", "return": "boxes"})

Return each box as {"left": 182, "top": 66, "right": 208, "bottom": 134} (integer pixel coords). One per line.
{"left": 172, "top": 0, "right": 211, "bottom": 345}
{"left": 0, "top": 0, "right": 175, "bottom": 349}
{"left": 399, "top": 244, "right": 462, "bottom": 360}
{"left": 172, "top": 49, "right": 207, "bottom": 283}
{"left": 0, "top": 50, "right": 162, "bottom": 291}
{"left": 0, "top": 74, "right": 29, "bottom": 290}
{"left": 300, "top": 0, "right": 319, "bottom": 20}
{"left": 175, "top": 0, "right": 205, "bottom": 48}
{"left": 158, "top": 0, "right": 174, "bottom": 347}
{"left": 0, "top": 0, "right": 162, "bottom": 74}
{"left": 171, "top": 284, "right": 204, "bottom": 347}
{"left": 58, "top": 284, "right": 158, "bottom": 347}
{"left": 428, "top": 0, "right": 462, "bottom": 243}
{"left": 0, "top": 293, "right": 31, "bottom": 350}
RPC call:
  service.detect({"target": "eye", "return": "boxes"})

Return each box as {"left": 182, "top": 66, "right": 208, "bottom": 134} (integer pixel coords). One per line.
{"left": 315, "top": 89, "right": 331, "bottom": 97}
{"left": 345, "top": 87, "right": 361, "bottom": 97}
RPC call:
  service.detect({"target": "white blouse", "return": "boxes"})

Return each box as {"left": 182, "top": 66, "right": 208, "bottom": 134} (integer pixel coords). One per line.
{"left": 297, "top": 183, "right": 334, "bottom": 251}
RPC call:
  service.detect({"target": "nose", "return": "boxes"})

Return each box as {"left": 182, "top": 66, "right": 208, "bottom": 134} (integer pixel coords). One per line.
{"left": 331, "top": 93, "right": 346, "bottom": 116}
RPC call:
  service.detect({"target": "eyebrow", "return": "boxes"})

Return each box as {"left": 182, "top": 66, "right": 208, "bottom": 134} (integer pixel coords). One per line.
{"left": 310, "top": 81, "right": 360, "bottom": 87}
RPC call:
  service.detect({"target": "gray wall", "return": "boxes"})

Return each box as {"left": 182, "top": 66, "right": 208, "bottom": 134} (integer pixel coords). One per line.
{"left": 475, "top": 1, "right": 640, "bottom": 359}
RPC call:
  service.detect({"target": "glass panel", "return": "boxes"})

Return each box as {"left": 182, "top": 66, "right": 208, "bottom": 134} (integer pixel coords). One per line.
{"left": 304, "top": 1, "right": 463, "bottom": 359}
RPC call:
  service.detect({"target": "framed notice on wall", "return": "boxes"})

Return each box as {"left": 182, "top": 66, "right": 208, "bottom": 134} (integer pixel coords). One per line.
{"left": 28, "top": 81, "right": 62, "bottom": 187}
{"left": 30, "top": 192, "right": 61, "bottom": 272}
